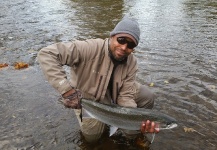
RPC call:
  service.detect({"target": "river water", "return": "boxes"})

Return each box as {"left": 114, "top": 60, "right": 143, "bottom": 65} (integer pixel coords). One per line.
{"left": 0, "top": 0, "right": 216, "bottom": 149}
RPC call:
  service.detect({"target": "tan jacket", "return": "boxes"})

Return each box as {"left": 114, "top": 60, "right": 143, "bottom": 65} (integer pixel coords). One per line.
{"left": 37, "top": 38, "right": 138, "bottom": 107}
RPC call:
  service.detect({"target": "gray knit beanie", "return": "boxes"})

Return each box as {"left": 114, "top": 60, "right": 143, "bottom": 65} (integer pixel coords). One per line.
{"left": 110, "top": 18, "right": 140, "bottom": 45}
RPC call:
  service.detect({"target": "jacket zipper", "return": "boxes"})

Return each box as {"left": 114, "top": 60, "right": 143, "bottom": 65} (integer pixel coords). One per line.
{"left": 95, "top": 75, "right": 103, "bottom": 99}
{"left": 115, "top": 82, "right": 119, "bottom": 104}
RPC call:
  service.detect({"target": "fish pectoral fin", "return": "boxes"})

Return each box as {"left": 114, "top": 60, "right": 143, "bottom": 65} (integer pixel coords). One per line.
{"left": 150, "top": 133, "right": 156, "bottom": 143}
{"left": 109, "top": 126, "right": 118, "bottom": 136}
{"left": 81, "top": 108, "right": 92, "bottom": 119}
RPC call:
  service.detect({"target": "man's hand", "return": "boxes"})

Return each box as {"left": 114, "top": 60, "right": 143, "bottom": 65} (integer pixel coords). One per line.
{"left": 61, "top": 89, "right": 82, "bottom": 109}
{"left": 140, "top": 120, "right": 160, "bottom": 134}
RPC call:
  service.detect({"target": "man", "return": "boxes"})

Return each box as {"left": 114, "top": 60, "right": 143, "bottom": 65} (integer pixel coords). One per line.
{"left": 37, "top": 17, "right": 158, "bottom": 143}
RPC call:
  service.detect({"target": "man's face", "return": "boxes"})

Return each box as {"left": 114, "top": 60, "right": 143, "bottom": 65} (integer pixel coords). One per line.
{"left": 109, "top": 35, "right": 136, "bottom": 61}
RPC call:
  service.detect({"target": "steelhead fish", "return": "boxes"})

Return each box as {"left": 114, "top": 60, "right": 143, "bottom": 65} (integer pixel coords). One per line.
{"left": 80, "top": 99, "right": 177, "bottom": 136}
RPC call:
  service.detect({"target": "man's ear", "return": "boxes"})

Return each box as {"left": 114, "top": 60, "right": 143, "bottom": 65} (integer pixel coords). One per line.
{"left": 110, "top": 35, "right": 115, "bottom": 39}
{"left": 109, "top": 36, "right": 114, "bottom": 44}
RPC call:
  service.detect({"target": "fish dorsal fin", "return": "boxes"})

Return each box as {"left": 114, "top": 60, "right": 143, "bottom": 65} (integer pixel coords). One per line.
{"left": 109, "top": 126, "right": 118, "bottom": 136}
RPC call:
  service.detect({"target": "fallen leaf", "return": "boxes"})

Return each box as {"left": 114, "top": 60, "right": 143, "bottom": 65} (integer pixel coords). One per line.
{"left": 0, "top": 63, "right": 9, "bottom": 68}
{"left": 14, "top": 62, "right": 29, "bottom": 69}
{"left": 149, "top": 83, "right": 154, "bottom": 87}
{"left": 184, "top": 127, "right": 195, "bottom": 132}
{"left": 184, "top": 127, "right": 206, "bottom": 136}
{"left": 209, "top": 85, "right": 215, "bottom": 90}
{"left": 164, "top": 80, "right": 169, "bottom": 84}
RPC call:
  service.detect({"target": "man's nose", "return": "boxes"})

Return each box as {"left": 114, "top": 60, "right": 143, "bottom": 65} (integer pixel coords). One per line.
{"left": 120, "top": 43, "right": 128, "bottom": 50}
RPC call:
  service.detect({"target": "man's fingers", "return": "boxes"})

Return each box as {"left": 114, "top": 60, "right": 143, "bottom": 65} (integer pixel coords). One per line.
{"left": 141, "top": 121, "right": 146, "bottom": 133}
{"left": 60, "top": 99, "right": 79, "bottom": 108}
{"left": 154, "top": 123, "right": 160, "bottom": 133}
{"left": 149, "top": 122, "right": 155, "bottom": 133}
{"left": 145, "top": 120, "right": 151, "bottom": 131}
{"left": 141, "top": 120, "right": 160, "bottom": 133}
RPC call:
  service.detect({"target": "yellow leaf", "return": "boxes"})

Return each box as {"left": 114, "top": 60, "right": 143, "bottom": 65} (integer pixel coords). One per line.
{"left": 209, "top": 85, "right": 215, "bottom": 90}
{"left": 149, "top": 83, "right": 154, "bottom": 87}
{"left": 14, "top": 62, "right": 29, "bottom": 69}
{"left": 0, "top": 63, "right": 9, "bottom": 68}
{"left": 184, "top": 127, "right": 195, "bottom": 132}
{"left": 164, "top": 80, "right": 169, "bottom": 84}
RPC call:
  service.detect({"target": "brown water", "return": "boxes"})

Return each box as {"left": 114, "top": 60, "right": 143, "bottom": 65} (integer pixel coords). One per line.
{"left": 0, "top": 0, "right": 217, "bottom": 149}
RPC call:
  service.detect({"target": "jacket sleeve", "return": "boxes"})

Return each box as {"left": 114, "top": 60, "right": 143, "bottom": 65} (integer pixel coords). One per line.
{"left": 37, "top": 41, "right": 87, "bottom": 95}
{"left": 117, "top": 57, "right": 138, "bottom": 108}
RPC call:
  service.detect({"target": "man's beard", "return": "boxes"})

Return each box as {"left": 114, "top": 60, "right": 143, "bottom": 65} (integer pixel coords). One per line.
{"left": 108, "top": 48, "right": 127, "bottom": 63}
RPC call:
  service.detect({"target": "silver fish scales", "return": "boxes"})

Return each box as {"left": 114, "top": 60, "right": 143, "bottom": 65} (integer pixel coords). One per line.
{"left": 81, "top": 98, "right": 177, "bottom": 134}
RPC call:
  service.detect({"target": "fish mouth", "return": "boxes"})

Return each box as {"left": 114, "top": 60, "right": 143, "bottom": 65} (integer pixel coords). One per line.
{"left": 166, "top": 123, "right": 178, "bottom": 129}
